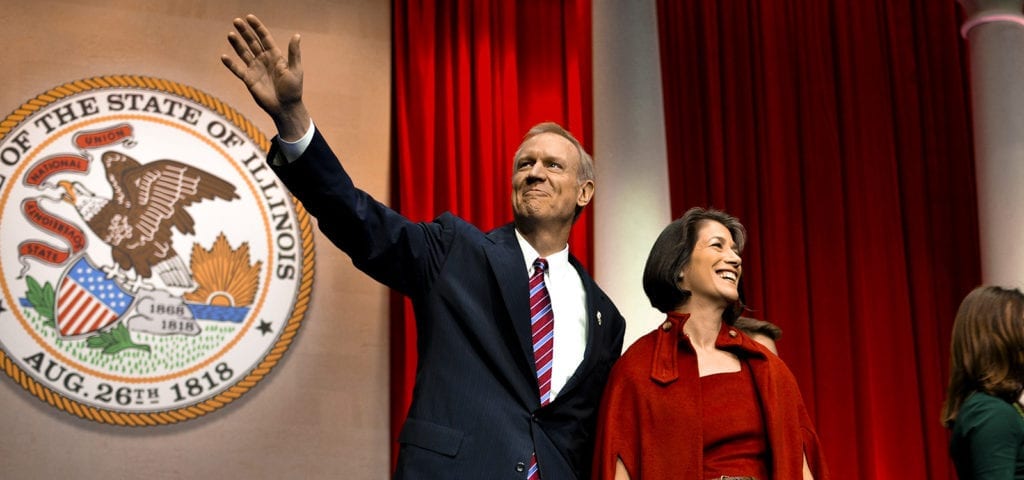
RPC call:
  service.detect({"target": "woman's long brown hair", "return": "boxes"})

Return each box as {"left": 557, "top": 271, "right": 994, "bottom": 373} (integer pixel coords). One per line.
{"left": 941, "top": 285, "right": 1024, "bottom": 426}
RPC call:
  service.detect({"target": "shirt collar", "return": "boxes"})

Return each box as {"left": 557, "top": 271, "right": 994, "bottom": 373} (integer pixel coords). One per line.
{"left": 514, "top": 228, "right": 570, "bottom": 274}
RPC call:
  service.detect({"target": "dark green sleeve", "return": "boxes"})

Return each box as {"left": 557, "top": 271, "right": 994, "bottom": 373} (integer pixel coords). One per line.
{"left": 957, "top": 395, "right": 1024, "bottom": 479}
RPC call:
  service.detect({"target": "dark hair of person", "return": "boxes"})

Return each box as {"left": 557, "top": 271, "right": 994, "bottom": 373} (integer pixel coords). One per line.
{"left": 734, "top": 316, "right": 782, "bottom": 340}
{"left": 642, "top": 207, "right": 746, "bottom": 320}
{"left": 941, "top": 285, "right": 1024, "bottom": 427}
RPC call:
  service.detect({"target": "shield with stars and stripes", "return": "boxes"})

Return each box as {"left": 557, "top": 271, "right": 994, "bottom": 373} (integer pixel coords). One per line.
{"left": 55, "top": 256, "right": 135, "bottom": 338}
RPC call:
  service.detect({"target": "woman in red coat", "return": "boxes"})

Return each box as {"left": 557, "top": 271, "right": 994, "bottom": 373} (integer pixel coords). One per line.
{"left": 593, "top": 207, "right": 829, "bottom": 480}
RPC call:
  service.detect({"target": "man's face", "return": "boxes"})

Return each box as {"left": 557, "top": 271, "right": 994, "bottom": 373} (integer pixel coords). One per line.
{"left": 511, "top": 132, "right": 594, "bottom": 226}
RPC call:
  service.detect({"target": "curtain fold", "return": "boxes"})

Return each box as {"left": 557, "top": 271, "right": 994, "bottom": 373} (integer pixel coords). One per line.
{"left": 390, "top": 0, "right": 594, "bottom": 468}
{"left": 656, "top": 1, "right": 978, "bottom": 478}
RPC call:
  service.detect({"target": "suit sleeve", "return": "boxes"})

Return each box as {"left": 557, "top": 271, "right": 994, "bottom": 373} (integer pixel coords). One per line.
{"left": 269, "top": 129, "right": 454, "bottom": 296}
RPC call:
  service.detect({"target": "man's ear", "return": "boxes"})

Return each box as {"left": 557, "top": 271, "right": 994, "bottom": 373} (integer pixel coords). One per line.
{"left": 577, "top": 179, "right": 595, "bottom": 207}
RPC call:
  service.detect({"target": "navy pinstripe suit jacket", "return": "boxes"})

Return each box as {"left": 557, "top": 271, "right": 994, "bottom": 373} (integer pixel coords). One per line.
{"left": 270, "top": 129, "right": 626, "bottom": 479}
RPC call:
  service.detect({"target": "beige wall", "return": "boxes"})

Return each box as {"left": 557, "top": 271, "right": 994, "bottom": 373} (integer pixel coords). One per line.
{"left": 0, "top": 1, "right": 392, "bottom": 478}
{"left": 592, "top": 0, "right": 671, "bottom": 346}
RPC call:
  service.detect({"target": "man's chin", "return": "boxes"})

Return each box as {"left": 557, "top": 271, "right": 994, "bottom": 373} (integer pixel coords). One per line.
{"left": 513, "top": 201, "right": 545, "bottom": 218}
{"left": 513, "top": 204, "right": 576, "bottom": 226}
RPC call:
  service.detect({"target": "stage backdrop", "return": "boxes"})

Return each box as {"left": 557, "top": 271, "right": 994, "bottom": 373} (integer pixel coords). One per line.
{"left": 388, "top": 1, "right": 981, "bottom": 478}
{"left": 656, "top": 1, "right": 979, "bottom": 478}
{"left": 1, "top": 1, "right": 986, "bottom": 479}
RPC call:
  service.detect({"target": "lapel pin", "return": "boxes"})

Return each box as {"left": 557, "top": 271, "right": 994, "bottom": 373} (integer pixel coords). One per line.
{"left": 597, "top": 311, "right": 602, "bottom": 326}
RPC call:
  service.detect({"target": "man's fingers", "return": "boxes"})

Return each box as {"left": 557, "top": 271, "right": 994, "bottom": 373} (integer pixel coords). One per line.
{"left": 226, "top": 32, "right": 254, "bottom": 63}
{"left": 220, "top": 55, "right": 246, "bottom": 80}
{"left": 288, "top": 34, "right": 302, "bottom": 72}
{"left": 246, "top": 14, "right": 277, "bottom": 55}
{"left": 234, "top": 15, "right": 264, "bottom": 55}
{"left": 232, "top": 17, "right": 255, "bottom": 45}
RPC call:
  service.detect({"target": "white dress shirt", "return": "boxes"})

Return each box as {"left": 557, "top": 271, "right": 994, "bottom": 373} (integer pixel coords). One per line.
{"left": 515, "top": 229, "right": 588, "bottom": 403}
{"left": 275, "top": 119, "right": 316, "bottom": 163}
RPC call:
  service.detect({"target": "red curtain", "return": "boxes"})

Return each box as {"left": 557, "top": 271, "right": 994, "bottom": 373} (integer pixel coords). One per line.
{"left": 391, "top": 0, "right": 594, "bottom": 468}
{"left": 656, "top": 1, "right": 979, "bottom": 478}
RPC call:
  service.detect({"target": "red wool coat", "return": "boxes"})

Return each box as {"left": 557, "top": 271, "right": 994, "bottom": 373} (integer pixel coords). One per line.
{"left": 592, "top": 312, "right": 829, "bottom": 479}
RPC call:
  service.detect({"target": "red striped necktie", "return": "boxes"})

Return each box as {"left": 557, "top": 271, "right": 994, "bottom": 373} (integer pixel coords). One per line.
{"left": 529, "top": 258, "right": 554, "bottom": 405}
{"left": 528, "top": 258, "right": 554, "bottom": 480}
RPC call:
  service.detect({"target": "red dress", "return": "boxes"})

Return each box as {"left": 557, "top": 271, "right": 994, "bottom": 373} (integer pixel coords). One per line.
{"left": 592, "top": 312, "right": 829, "bottom": 479}
{"left": 701, "top": 363, "right": 769, "bottom": 478}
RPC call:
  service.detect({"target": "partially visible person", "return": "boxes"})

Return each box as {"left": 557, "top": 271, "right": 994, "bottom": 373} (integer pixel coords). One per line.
{"left": 941, "top": 285, "right": 1024, "bottom": 479}
{"left": 593, "top": 207, "right": 828, "bottom": 480}
{"left": 222, "top": 14, "right": 626, "bottom": 479}
{"left": 734, "top": 316, "right": 782, "bottom": 354}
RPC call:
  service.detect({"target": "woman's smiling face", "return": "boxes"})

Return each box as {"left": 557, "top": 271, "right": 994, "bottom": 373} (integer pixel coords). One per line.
{"left": 679, "top": 220, "right": 743, "bottom": 307}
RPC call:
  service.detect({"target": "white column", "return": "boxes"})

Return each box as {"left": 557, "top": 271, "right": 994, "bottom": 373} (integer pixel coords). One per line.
{"left": 960, "top": 0, "right": 1024, "bottom": 288}
{"left": 593, "top": 0, "right": 672, "bottom": 349}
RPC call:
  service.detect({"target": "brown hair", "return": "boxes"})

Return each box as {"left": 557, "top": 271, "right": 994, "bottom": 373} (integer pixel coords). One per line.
{"left": 734, "top": 316, "right": 783, "bottom": 341}
{"left": 642, "top": 207, "right": 746, "bottom": 319}
{"left": 940, "top": 285, "right": 1024, "bottom": 427}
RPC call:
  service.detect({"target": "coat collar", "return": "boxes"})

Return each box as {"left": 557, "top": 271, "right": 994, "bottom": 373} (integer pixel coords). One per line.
{"left": 651, "top": 312, "right": 767, "bottom": 384}
{"left": 644, "top": 313, "right": 810, "bottom": 478}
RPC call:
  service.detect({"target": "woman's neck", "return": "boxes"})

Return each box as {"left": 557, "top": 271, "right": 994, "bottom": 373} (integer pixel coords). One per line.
{"left": 677, "top": 299, "right": 725, "bottom": 350}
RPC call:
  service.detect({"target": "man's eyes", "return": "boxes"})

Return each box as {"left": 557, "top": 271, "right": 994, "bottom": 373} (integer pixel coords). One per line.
{"left": 516, "top": 159, "right": 564, "bottom": 171}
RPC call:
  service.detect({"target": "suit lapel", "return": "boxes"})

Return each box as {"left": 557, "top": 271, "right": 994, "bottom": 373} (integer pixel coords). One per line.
{"left": 484, "top": 227, "right": 606, "bottom": 406}
{"left": 556, "top": 256, "right": 601, "bottom": 397}
{"left": 483, "top": 225, "right": 538, "bottom": 393}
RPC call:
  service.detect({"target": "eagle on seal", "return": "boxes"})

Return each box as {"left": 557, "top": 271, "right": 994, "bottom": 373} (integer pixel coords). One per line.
{"left": 58, "top": 151, "right": 239, "bottom": 292}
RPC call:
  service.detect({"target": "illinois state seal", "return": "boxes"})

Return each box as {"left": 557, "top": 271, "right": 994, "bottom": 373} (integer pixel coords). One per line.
{"left": 0, "top": 76, "right": 314, "bottom": 425}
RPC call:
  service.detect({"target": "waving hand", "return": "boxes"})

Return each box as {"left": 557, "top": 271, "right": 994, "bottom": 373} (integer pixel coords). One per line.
{"left": 222, "top": 14, "right": 310, "bottom": 140}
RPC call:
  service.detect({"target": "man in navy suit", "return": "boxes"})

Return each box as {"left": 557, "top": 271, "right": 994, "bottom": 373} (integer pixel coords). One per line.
{"left": 223, "top": 14, "right": 626, "bottom": 479}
